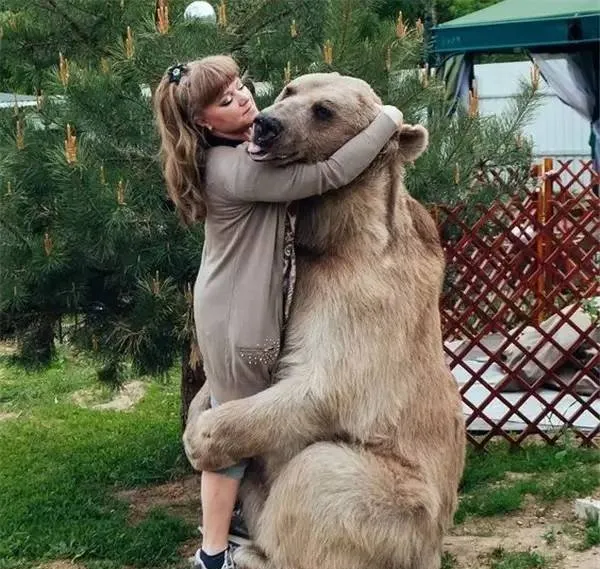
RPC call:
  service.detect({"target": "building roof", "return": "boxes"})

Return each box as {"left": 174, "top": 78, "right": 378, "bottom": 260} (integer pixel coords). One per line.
{"left": 433, "top": 0, "right": 600, "bottom": 55}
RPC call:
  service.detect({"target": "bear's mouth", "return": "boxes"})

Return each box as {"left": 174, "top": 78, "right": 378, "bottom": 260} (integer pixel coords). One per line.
{"left": 248, "top": 113, "right": 297, "bottom": 162}
{"left": 247, "top": 142, "right": 295, "bottom": 163}
{"left": 247, "top": 141, "right": 272, "bottom": 161}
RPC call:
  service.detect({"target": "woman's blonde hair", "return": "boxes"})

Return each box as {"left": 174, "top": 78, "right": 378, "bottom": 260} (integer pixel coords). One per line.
{"left": 153, "top": 55, "right": 239, "bottom": 225}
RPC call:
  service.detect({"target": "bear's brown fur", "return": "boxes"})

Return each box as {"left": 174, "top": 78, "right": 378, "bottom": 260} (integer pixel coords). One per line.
{"left": 184, "top": 73, "right": 466, "bottom": 569}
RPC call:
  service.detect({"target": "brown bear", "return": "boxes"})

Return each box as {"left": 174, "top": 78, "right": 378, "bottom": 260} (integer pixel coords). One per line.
{"left": 183, "top": 73, "right": 466, "bottom": 569}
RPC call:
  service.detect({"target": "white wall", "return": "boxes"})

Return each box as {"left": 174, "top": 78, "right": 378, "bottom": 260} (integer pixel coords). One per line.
{"left": 475, "top": 61, "right": 591, "bottom": 162}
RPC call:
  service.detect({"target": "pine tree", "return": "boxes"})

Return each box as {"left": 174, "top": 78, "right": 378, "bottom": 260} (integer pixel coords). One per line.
{"left": 0, "top": 1, "right": 150, "bottom": 93}
{"left": 0, "top": 0, "right": 537, "bottom": 420}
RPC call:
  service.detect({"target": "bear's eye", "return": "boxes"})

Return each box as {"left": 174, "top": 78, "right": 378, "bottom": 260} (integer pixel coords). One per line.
{"left": 312, "top": 103, "right": 334, "bottom": 121}
{"left": 281, "top": 86, "right": 296, "bottom": 99}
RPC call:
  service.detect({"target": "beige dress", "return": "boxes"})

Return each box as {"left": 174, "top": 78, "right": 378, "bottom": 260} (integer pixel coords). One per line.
{"left": 194, "top": 112, "right": 397, "bottom": 404}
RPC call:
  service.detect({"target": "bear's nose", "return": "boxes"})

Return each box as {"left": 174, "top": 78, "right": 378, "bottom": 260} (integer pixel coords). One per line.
{"left": 253, "top": 114, "right": 283, "bottom": 147}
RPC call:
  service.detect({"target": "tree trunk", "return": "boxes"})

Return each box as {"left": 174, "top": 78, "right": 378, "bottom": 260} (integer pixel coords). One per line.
{"left": 180, "top": 338, "right": 206, "bottom": 431}
{"left": 16, "top": 313, "right": 56, "bottom": 367}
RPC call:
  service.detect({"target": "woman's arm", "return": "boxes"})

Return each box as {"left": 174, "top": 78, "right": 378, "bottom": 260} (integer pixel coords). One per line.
{"left": 208, "top": 109, "right": 401, "bottom": 202}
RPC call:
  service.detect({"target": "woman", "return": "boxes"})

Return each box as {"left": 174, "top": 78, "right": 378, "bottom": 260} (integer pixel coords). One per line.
{"left": 153, "top": 55, "right": 402, "bottom": 569}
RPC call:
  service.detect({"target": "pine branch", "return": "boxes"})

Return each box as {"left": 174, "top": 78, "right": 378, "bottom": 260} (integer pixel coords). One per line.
{"left": 339, "top": 1, "right": 353, "bottom": 60}
{"left": 36, "top": 0, "right": 111, "bottom": 58}
{"left": 38, "top": 0, "right": 93, "bottom": 46}
{"left": 230, "top": 2, "right": 294, "bottom": 53}
{"left": 441, "top": 114, "right": 478, "bottom": 169}
{"left": 0, "top": 217, "right": 31, "bottom": 249}
{"left": 476, "top": 81, "right": 540, "bottom": 168}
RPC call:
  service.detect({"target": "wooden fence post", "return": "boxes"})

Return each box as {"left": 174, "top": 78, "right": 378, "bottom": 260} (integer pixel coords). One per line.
{"left": 535, "top": 158, "right": 554, "bottom": 324}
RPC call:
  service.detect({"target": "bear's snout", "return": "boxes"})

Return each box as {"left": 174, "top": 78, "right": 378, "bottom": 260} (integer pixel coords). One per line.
{"left": 253, "top": 114, "right": 283, "bottom": 148}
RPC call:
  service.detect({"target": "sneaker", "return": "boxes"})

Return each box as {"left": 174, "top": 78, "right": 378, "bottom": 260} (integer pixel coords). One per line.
{"left": 192, "top": 547, "right": 236, "bottom": 569}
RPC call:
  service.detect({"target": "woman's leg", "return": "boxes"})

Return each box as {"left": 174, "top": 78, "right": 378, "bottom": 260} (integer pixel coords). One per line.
{"left": 201, "top": 470, "right": 241, "bottom": 554}
{"left": 197, "top": 394, "right": 249, "bottom": 568}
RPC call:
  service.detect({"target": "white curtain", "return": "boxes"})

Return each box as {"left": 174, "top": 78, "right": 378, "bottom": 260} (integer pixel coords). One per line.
{"left": 438, "top": 54, "right": 474, "bottom": 115}
{"left": 532, "top": 51, "right": 600, "bottom": 176}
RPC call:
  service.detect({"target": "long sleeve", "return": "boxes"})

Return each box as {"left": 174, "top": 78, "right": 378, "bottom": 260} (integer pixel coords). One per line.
{"left": 206, "top": 112, "right": 397, "bottom": 203}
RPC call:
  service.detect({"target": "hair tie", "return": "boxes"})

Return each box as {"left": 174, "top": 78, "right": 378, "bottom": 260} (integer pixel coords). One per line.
{"left": 167, "top": 63, "right": 187, "bottom": 84}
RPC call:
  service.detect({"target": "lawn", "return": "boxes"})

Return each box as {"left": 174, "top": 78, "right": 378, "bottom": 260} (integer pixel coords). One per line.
{"left": 0, "top": 349, "right": 193, "bottom": 569}
{"left": 0, "top": 346, "right": 598, "bottom": 569}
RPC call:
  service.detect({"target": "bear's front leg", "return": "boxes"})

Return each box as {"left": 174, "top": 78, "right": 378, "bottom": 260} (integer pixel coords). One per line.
{"left": 183, "top": 378, "right": 326, "bottom": 472}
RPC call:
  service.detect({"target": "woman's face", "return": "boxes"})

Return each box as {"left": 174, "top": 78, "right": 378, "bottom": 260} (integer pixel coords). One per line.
{"left": 198, "top": 77, "right": 258, "bottom": 140}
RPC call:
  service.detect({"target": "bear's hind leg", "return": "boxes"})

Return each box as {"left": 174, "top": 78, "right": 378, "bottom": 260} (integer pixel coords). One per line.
{"left": 233, "top": 543, "right": 274, "bottom": 569}
{"left": 253, "top": 442, "right": 443, "bottom": 569}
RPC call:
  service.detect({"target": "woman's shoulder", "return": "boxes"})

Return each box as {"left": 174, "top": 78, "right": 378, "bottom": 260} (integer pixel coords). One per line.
{"left": 205, "top": 145, "right": 236, "bottom": 179}
{"left": 205, "top": 143, "right": 246, "bottom": 175}
{"left": 204, "top": 143, "right": 258, "bottom": 190}
{"left": 204, "top": 144, "right": 249, "bottom": 203}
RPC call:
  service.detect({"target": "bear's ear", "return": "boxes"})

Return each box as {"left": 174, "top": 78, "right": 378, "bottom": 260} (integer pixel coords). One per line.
{"left": 398, "top": 124, "right": 428, "bottom": 162}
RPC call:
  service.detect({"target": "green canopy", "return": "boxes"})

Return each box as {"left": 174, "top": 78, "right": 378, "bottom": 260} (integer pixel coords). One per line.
{"left": 433, "top": 0, "right": 600, "bottom": 55}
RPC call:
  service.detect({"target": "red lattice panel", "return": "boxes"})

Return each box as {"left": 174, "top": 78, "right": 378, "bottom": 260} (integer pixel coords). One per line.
{"left": 438, "top": 160, "right": 599, "bottom": 449}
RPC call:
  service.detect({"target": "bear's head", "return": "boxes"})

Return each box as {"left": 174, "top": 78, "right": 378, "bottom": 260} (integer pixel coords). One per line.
{"left": 248, "top": 72, "right": 428, "bottom": 165}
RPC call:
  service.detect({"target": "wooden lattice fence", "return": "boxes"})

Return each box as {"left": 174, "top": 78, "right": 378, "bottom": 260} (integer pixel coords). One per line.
{"left": 438, "top": 159, "right": 599, "bottom": 448}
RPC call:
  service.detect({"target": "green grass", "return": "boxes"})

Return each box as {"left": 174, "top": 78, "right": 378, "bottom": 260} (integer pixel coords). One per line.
{"left": 0, "top": 350, "right": 115, "bottom": 411}
{"left": 541, "top": 528, "right": 556, "bottom": 546}
{"left": 0, "top": 351, "right": 193, "bottom": 568}
{"left": 461, "top": 439, "right": 600, "bottom": 492}
{"left": 488, "top": 548, "right": 548, "bottom": 569}
{"left": 441, "top": 551, "right": 458, "bottom": 568}
{"left": 581, "top": 518, "right": 600, "bottom": 550}
{"left": 456, "top": 440, "right": 600, "bottom": 523}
